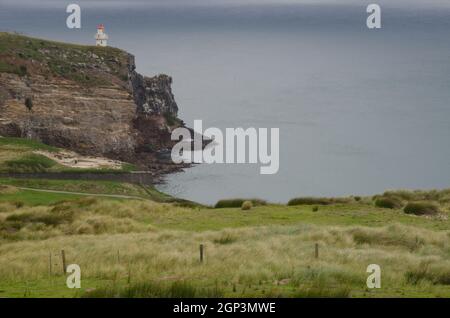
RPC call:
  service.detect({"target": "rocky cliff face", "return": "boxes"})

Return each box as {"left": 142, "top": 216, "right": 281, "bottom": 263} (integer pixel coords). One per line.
{"left": 128, "top": 54, "right": 178, "bottom": 116}
{"left": 0, "top": 32, "right": 184, "bottom": 173}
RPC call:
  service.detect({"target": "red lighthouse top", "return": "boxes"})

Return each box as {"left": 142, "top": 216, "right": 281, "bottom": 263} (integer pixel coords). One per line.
{"left": 97, "top": 24, "right": 105, "bottom": 30}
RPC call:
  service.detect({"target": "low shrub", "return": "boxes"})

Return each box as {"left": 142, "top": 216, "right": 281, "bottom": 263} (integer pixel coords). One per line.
{"left": 383, "top": 190, "right": 417, "bottom": 201}
{"left": 349, "top": 225, "right": 427, "bottom": 250}
{"left": 213, "top": 234, "right": 237, "bottom": 245}
{"left": 382, "top": 189, "right": 450, "bottom": 203}
{"left": 312, "top": 206, "right": 319, "bottom": 212}
{"left": 215, "top": 198, "right": 266, "bottom": 209}
{"left": 404, "top": 202, "right": 439, "bottom": 216}
{"left": 171, "top": 199, "right": 204, "bottom": 209}
{"left": 13, "top": 201, "right": 24, "bottom": 208}
{"left": 0, "top": 202, "right": 17, "bottom": 213}
{"left": 6, "top": 209, "right": 74, "bottom": 227}
{"left": 374, "top": 197, "right": 403, "bottom": 209}
{"left": 405, "top": 264, "right": 450, "bottom": 285}
{"left": 287, "top": 197, "right": 349, "bottom": 206}
{"left": 241, "top": 201, "right": 253, "bottom": 211}
{"left": 163, "top": 111, "right": 181, "bottom": 126}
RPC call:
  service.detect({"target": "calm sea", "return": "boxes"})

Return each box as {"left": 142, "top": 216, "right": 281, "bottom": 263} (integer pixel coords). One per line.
{"left": 1, "top": 1, "right": 450, "bottom": 204}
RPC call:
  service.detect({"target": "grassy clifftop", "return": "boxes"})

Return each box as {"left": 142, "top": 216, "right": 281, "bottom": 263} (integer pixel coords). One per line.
{"left": 0, "top": 32, "right": 130, "bottom": 86}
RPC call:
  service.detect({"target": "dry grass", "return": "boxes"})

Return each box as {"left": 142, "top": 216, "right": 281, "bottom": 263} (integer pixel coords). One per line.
{"left": 0, "top": 185, "right": 18, "bottom": 194}
{"left": 0, "top": 198, "right": 173, "bottom": 240}
{"left": 0, "top": 189, "right": 448, "bottom": 297}
{"left": 0, "top": 221, "right": 448, "bottom": 297}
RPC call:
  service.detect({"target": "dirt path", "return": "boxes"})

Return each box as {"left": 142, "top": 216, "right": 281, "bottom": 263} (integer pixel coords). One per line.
{"left": 34, "top": 150, "right": 124, "bottom": 169}
{"left": 17, "top": 187, "right": 147, "bottom": 200}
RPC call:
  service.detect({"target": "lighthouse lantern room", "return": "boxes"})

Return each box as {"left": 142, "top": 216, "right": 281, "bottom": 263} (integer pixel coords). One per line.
{"left": 95, "top": 24, "right": 108, "bottom": 47}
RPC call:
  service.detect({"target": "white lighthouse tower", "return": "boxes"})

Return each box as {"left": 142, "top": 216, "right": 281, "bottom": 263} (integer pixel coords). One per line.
{"left": 95, "top": 24, "right": 108, "bottom": 47}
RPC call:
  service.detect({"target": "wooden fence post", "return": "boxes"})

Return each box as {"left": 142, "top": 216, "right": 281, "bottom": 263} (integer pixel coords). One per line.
{"left": 315, "top": 243, "right": 319, "bottom": 259}
{"left": 49, "top": 252, "right": 52, "bottom": 276}
{"left": 61, "top": 250, "right": 66, "bottom": 273}
{"left": 199, "top": 244, "right": 204, "bottom": 263}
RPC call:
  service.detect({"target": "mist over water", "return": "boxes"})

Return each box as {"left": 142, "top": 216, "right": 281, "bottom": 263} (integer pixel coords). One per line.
{"left": 1, "top": 2, "right": 450, "bottom": 204}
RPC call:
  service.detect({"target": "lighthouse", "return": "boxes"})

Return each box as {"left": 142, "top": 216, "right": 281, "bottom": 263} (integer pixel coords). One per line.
{"left": 95, "top": 24, "right": 108, "bottom": 47}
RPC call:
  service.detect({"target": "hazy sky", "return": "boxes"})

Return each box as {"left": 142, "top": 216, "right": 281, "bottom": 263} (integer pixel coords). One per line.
{"left": 2, "top": 0, "right": 450, "bottom": 9}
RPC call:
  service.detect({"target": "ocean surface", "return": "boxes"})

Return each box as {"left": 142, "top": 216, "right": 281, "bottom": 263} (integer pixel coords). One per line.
{"left": 1, "top": 1, "right": 450, "bottom": 204}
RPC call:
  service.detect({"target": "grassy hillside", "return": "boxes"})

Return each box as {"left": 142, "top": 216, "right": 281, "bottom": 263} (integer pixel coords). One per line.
{"left": 0, "top": 182, "right": 448, "bottom": 298}
{"left": 0, "top": 137, "right": 135, "bottom": 173}
{"left": 0, "top": 32, "right": 129, "bottom": 86}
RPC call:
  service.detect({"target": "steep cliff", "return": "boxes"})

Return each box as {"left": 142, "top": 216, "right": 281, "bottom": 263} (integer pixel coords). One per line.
{"left": 0, "top": 32, "right": 184, "bottom": 174}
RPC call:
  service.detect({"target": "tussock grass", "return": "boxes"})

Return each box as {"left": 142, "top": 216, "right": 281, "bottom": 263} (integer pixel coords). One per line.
{"left": 288, "top": 197, "right": 350, "bottom": 206}
{"left": 213, "top": 233, "right": 238, "bottom": 245}
{"left": 0, "top": 185, "right": 18, "bottom": 194}
{"left": 0, "top": 221, "right": 448, "bottom": 297}
{"left": 347, "top": 224, "right": 446, "bottom": 251}
{"left": 241, "top": 201, "right": 253, "bottom": 211}
{"left": 0, "top": 197, "right": 160, "bottom": 240}
{"left": 215, "top": 198, "right": 266, "bottom": 209}
{"left": 405, "top": 263, "right": 450, "bottom": 285}
{"left": 374, "top": 197, "right": 403, "bottom": 209}
{"left": 0, "top": 186, "right": 448, "bottom": 297}
{"left": 0, "top": 202, "right": 18, "bottom": 213}
{"left": 383, "top": 189, "right": 450, "bottom": 204}
{"left": 404, "top": 202, "right": 440, "bottom": 216}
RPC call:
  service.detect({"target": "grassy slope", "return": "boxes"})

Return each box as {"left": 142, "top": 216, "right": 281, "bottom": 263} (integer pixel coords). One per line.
{"left": 0, "top": 32, "right": 129, "bottom": 86}
{"left": 0, "top": 178, "right": 172, "bottom": 205}
{"left": 0, "top": 137, "right": 136, "bottom": 173}
{"left": 0, "top": 184, "right": 448, "bottom": 298}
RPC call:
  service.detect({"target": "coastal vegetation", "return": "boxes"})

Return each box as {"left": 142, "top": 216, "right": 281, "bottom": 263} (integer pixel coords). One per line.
{"left": 0, "top": 133, "right": 448, "bottom": 298}
{"left": 404, "top": 202, "right": 440, "bottom": 216}
{"left": 288, "top": 197, "right": 351, "bottom": 206}
{"left": 0, "top": 32, "right": 129, "bottom": 86}
{"left": 241, "top": 200, "right": 253, "bottom": 211}
{"left": 215, "top": 198, "right": 267, "bottom": 209}
{"left": 374, "top": 197, "right": 403, "bottom": 209}
{"left": 0, "top": 175, "right": 448, "bottom": 298}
